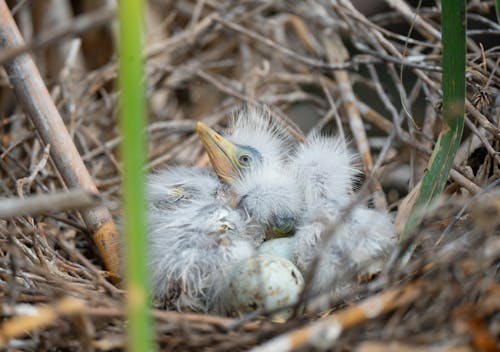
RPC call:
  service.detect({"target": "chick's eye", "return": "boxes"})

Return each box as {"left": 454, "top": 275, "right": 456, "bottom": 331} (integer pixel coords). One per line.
{"left": 238, "top": 154, "right": 251, "bottom": 165}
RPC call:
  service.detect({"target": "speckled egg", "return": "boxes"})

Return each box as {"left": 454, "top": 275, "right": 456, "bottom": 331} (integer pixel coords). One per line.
{"left": 257, "top": 237, "right": 295, "bottom": 262}
{"left": 226, "top": 254, "right": 304, "bottom": 320}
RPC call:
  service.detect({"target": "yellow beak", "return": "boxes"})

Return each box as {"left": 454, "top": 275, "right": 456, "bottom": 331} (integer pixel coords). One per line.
{"left": 196, "top": 122, "right": 239, "bottom": 183}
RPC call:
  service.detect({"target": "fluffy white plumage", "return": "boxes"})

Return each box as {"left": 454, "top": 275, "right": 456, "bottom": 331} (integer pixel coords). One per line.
{"left": 147, "top": 167, "right": 255, "bottom": 313}
{"left": 292, "top": 133, "right": 359, "bottom": 206}
{"left": 232, "top": 160, "right": 304, "bottom": 241}
{"left": 294, "top": 201, "right": 395, "bottom": 295}
{"left": 291, "top": 133, "right": 396, "bottom": 295}
{"left": 234, "top": 160, "right": 304, "bottom": 220}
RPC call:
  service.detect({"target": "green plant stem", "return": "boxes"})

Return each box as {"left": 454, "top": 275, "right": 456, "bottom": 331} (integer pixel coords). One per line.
{"left": 402, "top": 0, "right": 466, "bottom": 239}
{"left": 496, "top": 0, "right": 500, "bottom": 24}
{"left": 118, "top": 0, "right": 155, "bottom": 351}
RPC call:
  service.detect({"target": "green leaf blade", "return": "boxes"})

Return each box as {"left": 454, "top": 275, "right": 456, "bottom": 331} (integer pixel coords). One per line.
{"left": 402, "top": 0, "right": 466, "bottom": 239}
{"left": 118, "top": 0, "right": 156, "bottom": 351}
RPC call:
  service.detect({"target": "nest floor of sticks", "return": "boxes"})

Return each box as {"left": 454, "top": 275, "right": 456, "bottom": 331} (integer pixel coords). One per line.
{"left": 0, "top": 1, "right": 499, "bottom": 351}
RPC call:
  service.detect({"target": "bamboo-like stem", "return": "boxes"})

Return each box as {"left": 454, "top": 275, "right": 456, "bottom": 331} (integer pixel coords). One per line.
{"left": 402, "top": 0, "right": 466, "bottom": 239}
{"left": 118, "top": 0, "right": 156, "bottom": 351}
{"left": 0, "top": 0, "right": 121, "bottom": 275}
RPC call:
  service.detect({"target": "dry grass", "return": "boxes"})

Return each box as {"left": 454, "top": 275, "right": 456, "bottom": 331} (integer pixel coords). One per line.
{"left": 0, "top": 0, "right": 499, "bottom": 351}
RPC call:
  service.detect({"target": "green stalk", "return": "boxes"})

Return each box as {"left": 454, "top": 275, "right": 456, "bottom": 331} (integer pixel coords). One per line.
{"left": 402, "top": 0, "right": 466, "bottom": 239}
{"left": 496, "top": 0, "right": 500, "bottom": 24}
{"left": 118, "top": 1, "right": 155, "bottom": 351}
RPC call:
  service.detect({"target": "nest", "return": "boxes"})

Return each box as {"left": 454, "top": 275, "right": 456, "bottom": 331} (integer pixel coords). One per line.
{"left": 0, "top": 0, "right": 499, "bottom": 351}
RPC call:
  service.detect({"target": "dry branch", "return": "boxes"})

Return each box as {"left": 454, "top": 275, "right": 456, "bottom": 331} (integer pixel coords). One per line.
{"left": 0, "top": 1, "right": 120, "bottom": 275}
{"left": 0, "top": 189, "right": 100, "bottom": 219}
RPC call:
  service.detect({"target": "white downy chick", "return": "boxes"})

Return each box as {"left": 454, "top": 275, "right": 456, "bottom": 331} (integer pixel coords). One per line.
{"left": 147, "top": 167, "right": 255, "bottom": 313}
{"left": 291, "top": 133, "right": 396, "bottom": 295}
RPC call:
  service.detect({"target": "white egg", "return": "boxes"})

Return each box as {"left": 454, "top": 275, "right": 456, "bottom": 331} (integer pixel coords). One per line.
{"left": 257, "top": 237, "right": 295, "bottom": 262}
{"left": 226, "top": 254, "right": 304, "bottom": 320}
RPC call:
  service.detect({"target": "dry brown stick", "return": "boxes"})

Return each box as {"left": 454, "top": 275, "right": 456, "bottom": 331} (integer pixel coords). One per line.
{"left": 465, "top": 100, "right": 500, "bottom": 136}
{"left": 0, "top": 297, "right": 86, "bottom": 348}
{"left": 357, "top": 102, "right": 394, "bottom": 133}
{"left": 251, "top": 281, "right": 424, "bottom": 352}
{"left": 323, "top": 32, "right": 388, "bottom": 209}
{"left": 81, "top": 126, "right": 122, "bottom": 173}
{"left": 286, "top": 15, "right": 324, "bottom": 55}
{"left": 0, "top": 1, "right": 121, "bottom": 276}
{"left": 352, "top": 44, "right": 442, "bottom": 72}
{"left": 16, "top": 144, "right": 50, "bottom": 197}
{"left": 85, "top": 306, "right": 266, "bottom": 332}
{"left": 448, "top": 170, "right": 482, "bottom": 194}
{"left": 384, "top": 0, "right": 441, "bottom": 40}
{"left": 0, "top": 189, "right": 100, "bottom": 219}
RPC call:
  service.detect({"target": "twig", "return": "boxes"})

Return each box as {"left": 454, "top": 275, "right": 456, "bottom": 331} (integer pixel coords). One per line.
{"left": 448, "top": 169, "right": 482, "bottom": 194}
{"left": 0, "top": 189, "right": 100, "bottom": 219}
{"left": 315, "top": 78, "right": 345, "bottom": 140}
{"left": 357, "top": 102, "right": 394, "bottom": 133}
{"left": 465, "top": 100, "right": 500, "bottom": 135}
{"left": 384, "top": 0, "right": 441, "bottom": 40}
{"left": 16, "top": 144, "right": 50, "bottom": 197}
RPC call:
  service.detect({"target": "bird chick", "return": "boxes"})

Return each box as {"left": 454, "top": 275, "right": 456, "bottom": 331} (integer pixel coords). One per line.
{"left": 147, "top": 167, "right": 255, "bottom": 313}
{"left": 196, "top": 106, "right": 304, "bottom": 241}
{"left": 291, "top": 133, "right": 396, "bottom": 295}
